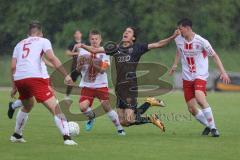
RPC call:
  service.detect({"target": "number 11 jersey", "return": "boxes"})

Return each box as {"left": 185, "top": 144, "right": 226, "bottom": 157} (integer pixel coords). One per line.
{"left": 175, "top": 34, "right": 216, "bottom": 81}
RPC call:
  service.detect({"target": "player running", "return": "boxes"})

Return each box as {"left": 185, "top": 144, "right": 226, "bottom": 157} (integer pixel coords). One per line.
{"left": 76, "top": 30, "right": 125, "bottom": 135}
{"left": 10, "top": 21, "right": 77, "bottom": 145}
{"left": 8, "top": 57, "right": 54, "bottom": 119}
{"left": 65, "top": 29, "right": 82, "bottom": 100}
{"left": 170, "top": 18, "right": 230, "bottom": 137}
{"left": 78, "top": 26, "right": 180, "bottom": 131}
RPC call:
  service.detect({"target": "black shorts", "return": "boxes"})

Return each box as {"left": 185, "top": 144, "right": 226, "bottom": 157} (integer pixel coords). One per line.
{"left": 115, "top": 81, "right": 138, "bottom": 109}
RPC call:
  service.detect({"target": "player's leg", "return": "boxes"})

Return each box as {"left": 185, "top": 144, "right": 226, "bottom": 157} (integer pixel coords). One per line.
{"left": 183, "top": 79, "right": 210, "bottom": 135}
{"left": 95, "top": 87, "right": 125, "bottom": 134}
{"left": 135, "top": 97, "right": 166, "bottom": 115}
{"left": 79, "top": 87, "right": 95, "bottom": 131}
{"left": 194, "top": 79, "right": 219, "bottom": 137}
{"left": 65, "top": 70, "right": 80, "bottom": 99}
{"left": 101, "top": 100, "right": 125, "bottom": 135}
{"left": 33, "top": 78, "right": 77, "bottom": 145}
{"left": 42, "top": 96, "right": 77, "bottom": 145}
{"left": 79, "top": 100, "right": 96, "bottom": 131}
{"left": 10, "top": 97, "right": 34, "bottom": 143}
{"left": 8, "top": 99, "right": 23, "bottom": 119}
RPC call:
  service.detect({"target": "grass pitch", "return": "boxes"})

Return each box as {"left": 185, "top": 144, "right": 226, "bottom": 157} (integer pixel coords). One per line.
{"left": 0, "top": 90, "right": 239, "bottom": 160}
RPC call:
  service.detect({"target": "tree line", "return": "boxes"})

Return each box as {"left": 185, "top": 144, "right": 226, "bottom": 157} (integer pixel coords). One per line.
{"left": 1, "top": 0, "right": 240, "bottom": 54}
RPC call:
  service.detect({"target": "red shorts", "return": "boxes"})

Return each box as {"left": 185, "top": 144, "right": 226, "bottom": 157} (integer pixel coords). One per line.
{"left": 183, "top": 79, "right": 207, "bottom": 102}
{"left": 15, "top": 78, "right": 54, "bottom": 103}
{"left": 79, "top": 87, "right": 109, "bottom": 107}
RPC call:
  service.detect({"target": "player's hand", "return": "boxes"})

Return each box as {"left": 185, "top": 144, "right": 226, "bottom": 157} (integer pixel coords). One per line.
{"left": 168, "top": 65, "right": 177, "bottom": 76}
{"left": 220, "top": 72, "right": 231, "bottom": 84}
{"left": 72, "top": 43, "right": 82, "bottom": 52}
{"left": 64, "top": 75, "right": 74, "bottom": 86}
{"left": 173, "top": 29, "right": 181, "bottom": 37}
{"left": 10, "top": 87, "right": 17, "bottom": 98}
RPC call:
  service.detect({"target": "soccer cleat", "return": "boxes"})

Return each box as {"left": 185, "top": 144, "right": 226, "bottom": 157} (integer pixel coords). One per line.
{"left": 85, "top": 119, "right": 95, "bottom": 131}
{"left": 117, "top": 130, "right": 126, "bottom": 136}
{"left": 8, "top": 102, "right": 15, "bottom": 119}
{"left": 149, "top": 114, "right": 165, "bottom": 132}
{"left": 211, "top": 128, "right": 220, "bottom": 137}
{"left": 10, "top": 133, "right": 26, "bottom": 143}
{"left": 146, "top": 97, "right": 166, "bottom": 107}
{"left": 202, "top": 127, "right": 211, "bottom": 136}
{"left": 64, "top": 140, "right": 78, "bottom": 145}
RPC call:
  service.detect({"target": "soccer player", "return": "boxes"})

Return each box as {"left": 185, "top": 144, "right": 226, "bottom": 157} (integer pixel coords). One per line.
{"left": 10, "top": 21, "right": 77, "bottom": 145}
{"left": 65, "top": 29, "right": 82, "bottom": 100}
{"left": 170, "top": 18, "right": 231, "bottom": 137}
{"left": 78, "top": 27, "right": 180, "bottom": 131}
{"left": 8, "top": 57, "right": 54, "bottom": 119}
{"left": 76, "top": 30, "right": 125, "bottom": 135}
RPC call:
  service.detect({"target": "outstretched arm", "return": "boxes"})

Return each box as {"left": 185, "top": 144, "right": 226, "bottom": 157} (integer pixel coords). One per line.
{"left": 212, "top": 52, "right": 231, "bottom": 84}
{"left": 78, "top": 44, "right": 105, "bottom": 53}
{"left": 169, "top": 50, "right": 180, "bottom": 76}
{"left": 148, "top": 29, "right": 180, "bottom": 50}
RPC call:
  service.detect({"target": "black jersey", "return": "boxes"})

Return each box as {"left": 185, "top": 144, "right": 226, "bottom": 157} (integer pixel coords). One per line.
{"left": 67, "top": 41, "right": 80, "bottom": 70}
{"left": 110, "top": 43, "right": 149, "bottom": 84}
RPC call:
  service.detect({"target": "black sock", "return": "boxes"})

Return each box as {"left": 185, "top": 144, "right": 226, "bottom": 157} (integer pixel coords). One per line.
{"left": 63, "top": 135, "right": 71, "bottom": 141}
{"left": 135, "top": 102, "right": 151, "bottom": 115}
{"left": 13, "top": 133, "right": 22, "bottom": 139}
{"left": 66, "top": 86, "right": 73, "bottom": 96}
{"left": 129, "top": 113, "right": 151, "bottom": 126}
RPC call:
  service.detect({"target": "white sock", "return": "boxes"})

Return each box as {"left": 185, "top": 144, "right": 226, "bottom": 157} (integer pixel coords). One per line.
{"left": 54, "top": 114, "right": 70, "bottom": 136}
{"left": 15, "top": 110, "right": 28, "bottom": 135}
{"left": 202, "top": 107, "right": 216, "bottom": 129}
{"left": 12, "top": 99, "right": 23, "bottom": 109}
{"left": 195, "top": 109, "right": 209, "bottom": 127}
{"left": 83, "top": 107, "right": 95, "bottom": 120}
{"left": 107, "top": 110, "right": 123, "bottom": 131}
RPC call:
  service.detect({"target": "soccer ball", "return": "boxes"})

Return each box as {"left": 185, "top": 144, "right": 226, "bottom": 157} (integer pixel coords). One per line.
{"left": 68, "top": 121, "right": 80, "bottom": 136}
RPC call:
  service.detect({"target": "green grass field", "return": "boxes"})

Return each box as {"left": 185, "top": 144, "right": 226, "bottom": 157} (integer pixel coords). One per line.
{"left": 0, "top": 90, "right": 239, "bottom": 160}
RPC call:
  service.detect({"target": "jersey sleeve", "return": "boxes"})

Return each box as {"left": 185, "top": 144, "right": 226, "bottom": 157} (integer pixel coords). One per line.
{"left": 137, "top": 43, "right": 149, "bottom": 55}
{"left": 202, "top": 39, "right": 215, "bottom": 56}
{"left": 12, "top": 46, "right": 18, "bottom": 58}
{"left": 43, "top": 39, "right": 53, "bottom": 53}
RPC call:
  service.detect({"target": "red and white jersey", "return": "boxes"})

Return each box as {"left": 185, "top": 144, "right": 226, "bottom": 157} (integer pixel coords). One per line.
{"left": 78, "top": 48, "right": 110, "bottom": 88}
{"left": 13, "top": 36, "right": 52, "bottom": 80}
{"left": 175, "top": 34, "right": 216, "bottom": 81}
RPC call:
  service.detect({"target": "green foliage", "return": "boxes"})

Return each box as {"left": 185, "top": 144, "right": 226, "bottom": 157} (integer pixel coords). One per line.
{"left": 1, "top": 0, "right": 240, "bottom": 54}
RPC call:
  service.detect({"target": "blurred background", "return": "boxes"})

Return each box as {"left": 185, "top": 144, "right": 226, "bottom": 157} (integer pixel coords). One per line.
{"left": 0, "top": 0, "right": 240, "bottom": 90}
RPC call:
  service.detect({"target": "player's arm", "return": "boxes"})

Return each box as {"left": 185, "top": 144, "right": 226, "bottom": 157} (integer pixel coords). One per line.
{"left": 212, "top": 52, "right": 231, "bottom": 84}
{"left": 169, "top": 50, "right": 180, "bottom": 76}
{"left": 148, "top": 29, "right": 180, "bottom": 50}
{"left": 92, "top": 59, "right": 110, "bottom": 74}
{"left": 10, "top": 58, "right": 17, "bottom": 98}
{"left": 81, "top": 44, "right": 105, "bottom": 53}
{"left": 43, "top": 56, "right": 54, "bottom": 68}
{"left": 65, "top": 44, "right": 79, "bottom": 56}
{"left": 45, "top": 49, "right": 73, "bottom": 85}
{"left": 65, "top": 49, "right": 79, "bottom": 56}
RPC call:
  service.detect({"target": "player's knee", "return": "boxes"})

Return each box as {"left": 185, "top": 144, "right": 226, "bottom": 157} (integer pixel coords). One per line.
{"left": 101, "top": 100, "right": 112, "bottom": 112}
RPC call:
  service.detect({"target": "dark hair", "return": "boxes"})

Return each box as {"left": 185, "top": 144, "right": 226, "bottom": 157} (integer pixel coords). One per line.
{"left": 177, "top": 18, "right": 192, "bottom": 28}
{"left": 74, "top": 29, "right": 81, "bottom": 34}
{"left": 127, "top": 26, "right": 138, "bottom": 42}
{"left": 89, "top": 29, "right": 101, "bottom": 36}
{"left": 28, "top": 20, "right": 42, "bottom": 35}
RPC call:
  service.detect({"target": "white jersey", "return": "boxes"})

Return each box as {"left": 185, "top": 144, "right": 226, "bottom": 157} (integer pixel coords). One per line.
{"left": 175, "top": 34, "right": 216, "bottom": 81}
{"left": 13, "top": 36, "right": 52, "bottom": 80}
{"left": 78, "top": 48, "right": 110, "bottom": 88}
